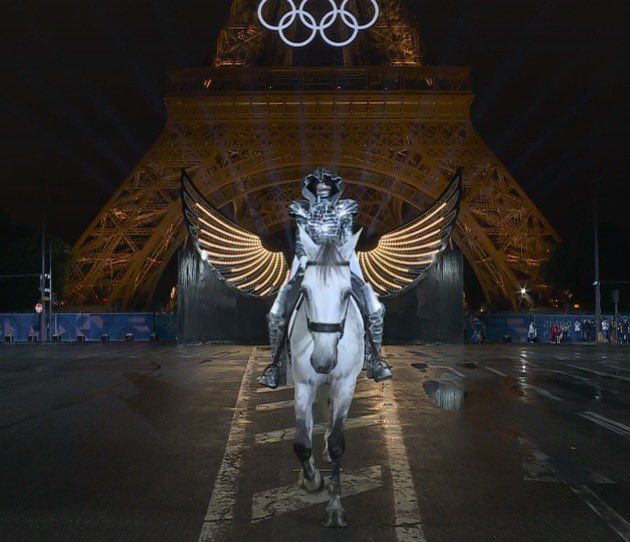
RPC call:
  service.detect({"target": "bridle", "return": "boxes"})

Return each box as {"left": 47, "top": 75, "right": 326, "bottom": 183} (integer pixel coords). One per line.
{"left": 303, "top": 261, "right": 352, "bottom": 339}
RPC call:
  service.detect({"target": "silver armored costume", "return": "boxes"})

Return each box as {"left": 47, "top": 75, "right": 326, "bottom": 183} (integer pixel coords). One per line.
{"left": 259, "top": 169, "right": 392, "bottom": 388}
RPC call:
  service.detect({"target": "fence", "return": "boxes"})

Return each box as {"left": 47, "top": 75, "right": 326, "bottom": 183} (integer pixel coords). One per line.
{"left": 1, "top": 313, "right": 177, "bottom": 342}
{"left": 3, "top": 311, "right": 628, "bottom": 344}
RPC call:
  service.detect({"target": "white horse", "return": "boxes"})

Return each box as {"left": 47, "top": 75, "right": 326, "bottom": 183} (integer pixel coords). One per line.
{"left": 288, "top": 226, "right": 365, "bottom": 527}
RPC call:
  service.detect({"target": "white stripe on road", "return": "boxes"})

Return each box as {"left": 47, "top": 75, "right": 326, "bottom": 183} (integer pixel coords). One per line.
{"left": 570, "top": 484, "right": 630, "bottom": 541}
{"left": 256, "top": 385, "right": 293, "bottom": 394}
{"left": 520, "top": 436, "right": 628, "bottom": 538}
{"left": 381, "top": 378, "right": 426, "bottom": 541}
{"left": 483, "top": 366, "right": 508, "bottom": 377}
{"left": 521, "top": 383, "right": 564, "bottom": 402}
{"left": 518, "top": 437, "right": 559, "bottom": 482}
{"left": 564, "top": 363, "right": 630, "bottom": 383}
{"left": 255, "top": 413, "right": 381, "bottom": 445}
{"left": 198, "top": 347, "right": 258, "bottom": 542}
{"left": 255, "top": 389, "right": 375, "bottom": 412}
{"left": 255, "top": 399, "right": 294, "bottom": 411}
{"left": 518, "top": 437, "right": 612, "bottom": 485}
{"left": 580, "top": 411, "right": 630, "bottom": 439}
{"left": 251, "top": 465, "right": 383, "bottom": 523}
{"left": 549, "top": 369, "right": 590, "bottom": 382}
{"left": 431, "top": 365, "right": 465, "bottom": 378}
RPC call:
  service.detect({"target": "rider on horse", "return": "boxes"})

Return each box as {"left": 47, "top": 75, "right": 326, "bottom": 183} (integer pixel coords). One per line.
{"left": 259, "top": 168, "right": 393, "bottom": 388}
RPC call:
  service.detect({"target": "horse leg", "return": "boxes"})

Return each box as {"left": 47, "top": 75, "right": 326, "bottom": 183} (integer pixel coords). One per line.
{"left": 323, "top": 383, "right": 354, "bottom": 528}
{"left": 322, "top": 395, "right": 333, "bottom": 463}
{"left": 293, "top": 382, "right": 323, "bottom": 493}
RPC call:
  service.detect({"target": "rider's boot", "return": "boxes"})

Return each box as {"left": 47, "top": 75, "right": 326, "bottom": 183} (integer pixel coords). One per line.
{"left": 361, "top": 283, "right": 392, "bottom": 382}
{"left": 366, "top": 307, "right": 393, "bottom": 382}
{"left": 258, "top": 312, "right": 288, "bottom": 389}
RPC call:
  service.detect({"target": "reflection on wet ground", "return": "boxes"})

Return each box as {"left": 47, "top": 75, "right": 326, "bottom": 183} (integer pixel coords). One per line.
{"left": 424, "top": 375, "right": 467, "bottom": 411}
{"left": 1, "top": 343, "right": 630, "bottom": 541}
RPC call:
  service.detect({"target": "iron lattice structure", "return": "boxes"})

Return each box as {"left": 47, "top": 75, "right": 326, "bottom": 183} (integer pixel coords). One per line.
{"left": 66, "top": 1, "right": 558, "bottom": 309}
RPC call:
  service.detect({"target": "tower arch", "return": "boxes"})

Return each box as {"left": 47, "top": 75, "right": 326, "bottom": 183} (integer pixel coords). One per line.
{"left": 66, "top": 3, "right": 558, "bottom": 309}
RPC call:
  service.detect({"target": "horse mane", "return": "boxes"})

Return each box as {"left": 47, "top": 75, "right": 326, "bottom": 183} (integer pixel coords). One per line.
{"left": 314, "top": 242, "right": 346, "bottom": 282}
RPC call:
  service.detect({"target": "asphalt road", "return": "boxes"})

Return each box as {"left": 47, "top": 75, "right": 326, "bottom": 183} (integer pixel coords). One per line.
{"left": 1, "top": 343, "right": 629, "bottom": 541}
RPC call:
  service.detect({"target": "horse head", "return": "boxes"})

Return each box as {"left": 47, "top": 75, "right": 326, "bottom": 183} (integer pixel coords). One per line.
{"left": 298, "top": 226, "right": 361, "bottom": 375}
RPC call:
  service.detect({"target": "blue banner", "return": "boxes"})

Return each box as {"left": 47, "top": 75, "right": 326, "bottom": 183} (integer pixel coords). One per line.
{"left": 0, "top": 313, "right": 177, "bottom": 342}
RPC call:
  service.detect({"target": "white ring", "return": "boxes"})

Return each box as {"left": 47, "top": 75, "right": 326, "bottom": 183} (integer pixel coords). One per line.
{"left": 257, "top": 0, "right": 379, "bottom": 48}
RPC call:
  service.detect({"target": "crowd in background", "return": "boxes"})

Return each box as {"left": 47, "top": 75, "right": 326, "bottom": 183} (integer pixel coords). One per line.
{"left": 527, "top": 318, "right": 630, "bottom": 344}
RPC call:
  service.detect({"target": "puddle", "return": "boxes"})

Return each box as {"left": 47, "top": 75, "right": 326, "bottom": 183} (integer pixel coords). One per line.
{"left": 411, "top": 363, "right": 428, "bottom": 371}
{"left": 547, "top": 375, "right": 630, "bottom": 407}
{"left": 423, "top": 377, "right": 466, "bottom": 411}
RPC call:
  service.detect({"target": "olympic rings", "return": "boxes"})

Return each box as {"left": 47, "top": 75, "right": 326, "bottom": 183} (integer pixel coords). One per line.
{"left": 257, "top": 0, "right": 379, "bottom": 48}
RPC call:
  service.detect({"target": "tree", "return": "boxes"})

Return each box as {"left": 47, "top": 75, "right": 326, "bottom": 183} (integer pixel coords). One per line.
{"left": 541, "top": 223, "right": 593, "bottom": 310}
{"left": 0, "top": 220, "right": 72, "bottom": 312}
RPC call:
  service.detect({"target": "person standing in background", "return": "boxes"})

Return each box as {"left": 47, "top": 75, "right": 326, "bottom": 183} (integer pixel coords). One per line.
{"left": 574, "top": 319, "right": 582, "bottom": 342}
{"left": 601, "top": 318, "right": 610, "bottom": 342}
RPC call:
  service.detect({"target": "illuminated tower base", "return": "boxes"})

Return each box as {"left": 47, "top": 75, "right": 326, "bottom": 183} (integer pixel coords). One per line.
{"left": 177, "top": 242, "right": 463, "bottom": 344}
{"left": 66, "top": 1, "right": 558, "bottom": 310}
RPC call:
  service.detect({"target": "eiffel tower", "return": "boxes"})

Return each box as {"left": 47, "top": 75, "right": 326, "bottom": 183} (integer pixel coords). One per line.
{"left": 66, "top": 0, "right": 558, "bottom": 309}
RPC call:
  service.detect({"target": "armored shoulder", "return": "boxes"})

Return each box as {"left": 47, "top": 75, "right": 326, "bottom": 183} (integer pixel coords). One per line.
{"left": 336, "top": 199, "right": 359, "bottom": 218}
{"left": 289, "top": 200, "right": 309, "bottom": 222}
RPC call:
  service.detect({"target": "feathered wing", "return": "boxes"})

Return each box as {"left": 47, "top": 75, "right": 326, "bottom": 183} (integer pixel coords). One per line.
{"left": 358, "top": 169, "right": 463, "bottom": 297}
{"left": 181, "top": 170, "right": 288, "bottom": 297}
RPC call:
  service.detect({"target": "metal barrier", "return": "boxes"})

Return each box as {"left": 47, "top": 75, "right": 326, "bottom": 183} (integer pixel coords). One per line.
{"left": 1, "top": 313, "right": 177, "bottom": 343}
{"left": 3, "top": 311, "right": 627, "bottom": 344}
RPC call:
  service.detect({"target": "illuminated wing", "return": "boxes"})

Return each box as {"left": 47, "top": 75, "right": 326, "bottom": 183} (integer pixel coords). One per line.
{"left": 181, "top": 170, "right": 288, "bottom": 297}
{"left": 358, "top": 169, "right": 462, "bottom": 297}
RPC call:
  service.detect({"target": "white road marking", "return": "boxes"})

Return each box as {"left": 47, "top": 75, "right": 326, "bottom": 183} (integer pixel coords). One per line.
{"left": 255, "top": 399, "right": 295, "bottom": 412}
{"left": 520, "top": 383, "right": 564, "bottom": 402}
{"left": 483, "top": 366, "right": 508, "bottom": 377}
{"left": 256, "top": 384, "right": 294, "bottom": 394}
{"left": 569, "top": 485, "right": 630, "bottom": 541}
{"left": 255, "top": 389, "right": 376, "bottom": 412}
{"left": 564, "top": 363, "right": 630, "bottom": 383}
{"left": 198, "top": 347, "right": 258, "bottom": 542}
{"left": 518, "top": 437, "right": 559, "bottom": 482}
{"left": 381, "top": 379, "right": 426, "bottom": 541}
{"left": 580, "top": 411, "right": 630, "bottom": 439}
{"left": 549, "top": 369, "right": 591, "bottom": 382}
{"left": 519, "top": 437, "right": 612, "bottom": 484}
{"left": 431, "top": 365, "right": 465, "bottom": 378}
{"left": 255, "top": 413, "right": 381, "bottom": 445}
{"left": 251, "top": 465, "right": 383, "bottom": 523}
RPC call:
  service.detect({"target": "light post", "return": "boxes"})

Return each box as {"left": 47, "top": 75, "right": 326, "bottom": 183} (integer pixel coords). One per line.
{"left": 40, "top": 221, "right": 47, "bottom": 343}
{"left": 49, "top": 242, "right": 54, "bottom": 340}
{"left": 593, "top": 188, "right": 602, "bottom": 342}
{"left": 612, "top": 289, "right": 620, "bottom": 344}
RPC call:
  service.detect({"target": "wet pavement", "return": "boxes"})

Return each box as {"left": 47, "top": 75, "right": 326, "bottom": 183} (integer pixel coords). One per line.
{"left": 1, "top": 343, "right": 629, "bottom": 541}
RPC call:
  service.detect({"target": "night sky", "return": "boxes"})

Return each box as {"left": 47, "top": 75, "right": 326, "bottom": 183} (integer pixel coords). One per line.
{"left": 2, "top": 1, "right": 628, "bottom": 294}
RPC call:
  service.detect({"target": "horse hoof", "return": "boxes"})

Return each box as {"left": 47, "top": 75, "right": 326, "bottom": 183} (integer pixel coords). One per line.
{"left": 322, "top": 509, "right": 348, "bottom": 528}
{"left": 298, "top": 469, "right": 323, "bottom": 493}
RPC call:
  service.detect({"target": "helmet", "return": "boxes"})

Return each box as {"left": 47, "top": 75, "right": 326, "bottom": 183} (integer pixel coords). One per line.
{"left": 302, "top": 168, "right": 344, "bottom": 203}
